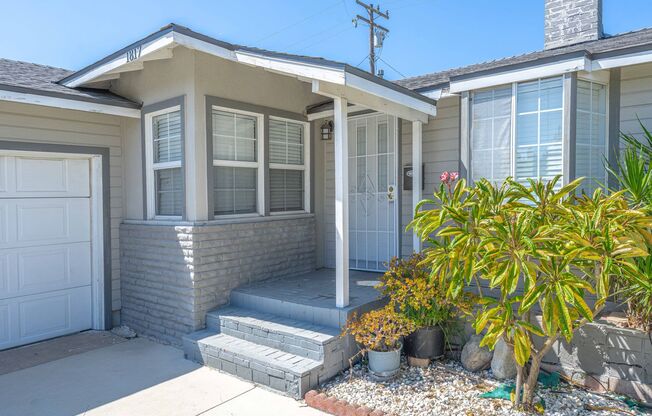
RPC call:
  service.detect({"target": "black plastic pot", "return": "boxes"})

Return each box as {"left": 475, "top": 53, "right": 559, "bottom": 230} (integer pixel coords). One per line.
{"left": 404, "top": 326, "right": 444, "bottom": 359}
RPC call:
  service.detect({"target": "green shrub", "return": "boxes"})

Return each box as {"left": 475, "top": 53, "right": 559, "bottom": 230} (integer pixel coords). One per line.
{"left": 409, "top": 175, "right": 649, "bottom": 410}
{"left": 607, "top": 122, "right": 652, "bottom": 332}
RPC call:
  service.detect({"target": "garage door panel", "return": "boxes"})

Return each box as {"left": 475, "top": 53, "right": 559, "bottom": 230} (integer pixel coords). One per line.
{"left": 0, "top": 156, "right": 6, "bottom": 193}
{"left": 0, "top": 198, "right": 90, "bottom": 249}
{"left": 0, "top": 305, "right": 8, "bottom": 346}
{"left": 0, "top": 286, "right": 92, "bottom": 349}
{"left": 0, "top": 156, "right": 89, "bottom": 198}
{"left": 17, "top": 242, "right": 91, "bottom": 297}
{"left": 0, "top": 253, "right": 10, "bottom": 296}
{"left": 0, "top": 152, "right": 94, "bottom": 350}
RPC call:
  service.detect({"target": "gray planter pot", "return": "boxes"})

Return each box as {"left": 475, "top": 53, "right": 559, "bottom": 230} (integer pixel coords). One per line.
{"left": 367, "top": 342, "right": 402, "bottom": 378}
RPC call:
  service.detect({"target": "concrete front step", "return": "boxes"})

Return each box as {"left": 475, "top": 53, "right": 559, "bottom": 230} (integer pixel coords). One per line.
{"left": 206, "top": 306, "right": 340, "bottom": 361}
{"left": 183, "top": 330, "right": 322, "bottom": 398}
{"left": 229, "top": 290, "right": 382, "bottom": 328}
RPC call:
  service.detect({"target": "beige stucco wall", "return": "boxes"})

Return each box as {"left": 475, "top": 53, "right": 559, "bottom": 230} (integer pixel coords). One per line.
{"left": 0, "top": 101, "right": 125, "bottom": 318}
{"left": 112, "top": 46, "right": 197, "bottom": 220}
{"left": 113, "top": 46, "right": 326, "bottom": 221}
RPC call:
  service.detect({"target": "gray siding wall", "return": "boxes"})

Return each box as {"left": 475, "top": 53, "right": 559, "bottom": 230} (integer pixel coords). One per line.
{"left": 0, "top": 101, "right": 125, "bottom": 322}
{"left": 620, "top": 62, "right": 652, "bottom": 140}
{"left": 400, "top": 96, "right": 461, "bottom": 257}
{"left": 120, "top": 216, "right": 316, "bottom": 345}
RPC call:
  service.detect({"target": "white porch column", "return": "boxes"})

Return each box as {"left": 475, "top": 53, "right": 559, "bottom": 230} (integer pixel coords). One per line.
{"left": 412, "top": 120, "right": 423, "bottom": 253}
{"left": 334, "top": 97, "right": 349, "bottom": 308}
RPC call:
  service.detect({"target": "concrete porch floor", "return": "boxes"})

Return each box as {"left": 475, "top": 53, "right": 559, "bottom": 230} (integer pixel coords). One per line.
{"left": 0, "top": 337, "right": 326, "bottom": 416}
{"left": 234, "top": 268, "right": 384, "bottom": 311}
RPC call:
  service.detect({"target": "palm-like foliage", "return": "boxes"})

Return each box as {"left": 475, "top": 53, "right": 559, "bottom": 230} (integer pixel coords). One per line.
{"left": 607, "top": 122, "right": 652, "bottom": 332}
{"left": 409, "top": 176, "right": 650, "bottom": 410}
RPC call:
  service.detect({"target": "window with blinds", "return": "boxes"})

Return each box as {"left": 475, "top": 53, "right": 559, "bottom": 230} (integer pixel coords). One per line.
{"left": 575, "top": 80, "right": 607, "bottom": 195}
{"left": 471, "top": 86, "right": 512, "bottom": 184}
{"left": 212, "top": 108, "right": 259, "bottom": 216}
{"left": 269, "top": 118, "right": 306, "bottom": 212}
{"left": 515, "top": 77, "right": 564, "bottom": 187}
{"left": 152, "top": 110, "right": 183, "bottom": 217}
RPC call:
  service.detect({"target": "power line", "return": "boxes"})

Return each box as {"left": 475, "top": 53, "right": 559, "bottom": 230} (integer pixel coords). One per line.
{"left": 377, "top": 56, "right": 406, "bottom": 78}
{"left": 255, "top": 1, "right": 343, "bottom": 44}
{"left": 353, "top": 0, "right": 390, "bottom": 75}
{"left": 284, "top": 21, "right": 350, "bottom": 50}
{"left": 295, "top": 26, "right": 355, "bottom": 53}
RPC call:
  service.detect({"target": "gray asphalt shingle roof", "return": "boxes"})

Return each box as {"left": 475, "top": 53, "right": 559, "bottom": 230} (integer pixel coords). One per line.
{"left": 395, "top": 27, "right": 652, "bottom": 92}
{"left": 0, "top": 58, "right": 139, "bottom": 108}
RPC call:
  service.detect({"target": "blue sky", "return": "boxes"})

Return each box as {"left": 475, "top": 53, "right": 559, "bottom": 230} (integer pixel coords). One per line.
{"left": 2, "top": 0, "right": 651, "bottom": 80}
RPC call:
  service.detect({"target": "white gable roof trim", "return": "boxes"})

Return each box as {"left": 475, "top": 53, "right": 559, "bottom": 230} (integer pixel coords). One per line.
{"left": 60, "top": 24, "right": 436, "bottom": 120}
{"left": 449, "top": 55, "right": 590, "bottom": 93}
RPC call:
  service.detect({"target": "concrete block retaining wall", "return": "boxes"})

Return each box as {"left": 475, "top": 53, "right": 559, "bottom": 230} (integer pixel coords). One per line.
{"left": 454, "top": 319, "right": 651, "bottom": 401}
{"left": 120, "top": 215, "right": 316, "bottom": 346}
{"left": 540, "top": 322, "right": 652, "bottom": 402}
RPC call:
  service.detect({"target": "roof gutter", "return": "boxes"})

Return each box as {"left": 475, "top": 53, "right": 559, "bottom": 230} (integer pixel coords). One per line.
{"left": 0, "top": 84, "right": 141, "bottom": 118}
{"left": 449, "top": 53, "right": 590, "bottom": 93}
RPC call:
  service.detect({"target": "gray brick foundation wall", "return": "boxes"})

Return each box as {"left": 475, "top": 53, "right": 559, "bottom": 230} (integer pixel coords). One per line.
{"left": 120, "top": 215, "right": 317, "bottom": 346}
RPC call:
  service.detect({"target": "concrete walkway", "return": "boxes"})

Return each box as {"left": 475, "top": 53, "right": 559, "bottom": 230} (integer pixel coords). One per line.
{"left": 0, "top": 337, "right": 326, "bottom": 416}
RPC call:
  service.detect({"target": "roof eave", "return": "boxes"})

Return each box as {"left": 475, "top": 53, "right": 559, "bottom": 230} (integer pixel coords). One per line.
{"left": 59, "top": 24, "right": 436, "bottom": 120}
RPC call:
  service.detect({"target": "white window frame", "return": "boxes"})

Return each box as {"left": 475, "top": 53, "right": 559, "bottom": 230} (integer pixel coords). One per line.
{"left": 268, "top": 115, "right": 311, "bottom": 215}
{"left": 575, "top": 77, "right": 609, "bottom": 191}
{"left": 470, "top": 76, "right": 566, "bottom": 185}
{"left": 211, "top": 105, "right": 265, "bottom": 218}
{"left": 144, "top": 105, "right": 183, "bottom": 220}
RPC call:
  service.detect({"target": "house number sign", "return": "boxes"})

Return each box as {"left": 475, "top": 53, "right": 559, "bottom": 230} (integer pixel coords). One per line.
{"left": 126, "top": 45, "right": 142, "bottom": 62}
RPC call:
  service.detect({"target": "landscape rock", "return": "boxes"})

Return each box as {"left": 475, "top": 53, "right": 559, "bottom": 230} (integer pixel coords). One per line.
{"left": 320, "top": 357, "right": 633, "bottom": 416}
{"left": 111, "top": 325, "right": 137, "bottom": 339}
{"left": 491, "top": 338, "right": 517, "bottom": 379}
{"left": 460, "top": 334, "right": 493, "bottom": 372}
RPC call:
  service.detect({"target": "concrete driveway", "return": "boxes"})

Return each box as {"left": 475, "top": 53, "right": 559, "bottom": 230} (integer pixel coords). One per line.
{"left": 0, "top": 337, "right": 326, "bottom": 416}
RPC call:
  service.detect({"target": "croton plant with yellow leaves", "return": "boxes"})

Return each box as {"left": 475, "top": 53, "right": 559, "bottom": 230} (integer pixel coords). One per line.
{"left": 409, "top": 175, "right": 651, "bottom": 410}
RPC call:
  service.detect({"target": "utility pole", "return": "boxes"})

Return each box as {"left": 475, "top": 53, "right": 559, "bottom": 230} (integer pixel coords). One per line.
{"left": 353, "top": 0, "right": 389, "bottom": 75}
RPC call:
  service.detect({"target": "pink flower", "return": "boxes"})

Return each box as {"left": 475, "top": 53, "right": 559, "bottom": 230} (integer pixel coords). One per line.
{"left": 450, "top": 172, "right": 459, "bottom": 181}
{"left": 440, "top": 171, "right": 450, "bottom": 182}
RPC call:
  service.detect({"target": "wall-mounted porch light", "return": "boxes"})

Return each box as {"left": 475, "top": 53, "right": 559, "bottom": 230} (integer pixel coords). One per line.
{"left": 320, "top": 120, "right": 333, "bottom": 141}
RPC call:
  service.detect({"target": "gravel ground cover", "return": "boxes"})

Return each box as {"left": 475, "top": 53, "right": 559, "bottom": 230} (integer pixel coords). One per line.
{"left": 320, "top": 358, "right": 644, "bottom": 416}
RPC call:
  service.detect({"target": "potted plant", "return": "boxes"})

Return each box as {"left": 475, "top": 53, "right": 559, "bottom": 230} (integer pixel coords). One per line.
{"left": 343, "top": 305, "right": 415, "bottom": 377}
{"left": 379, "top": 253, "right": 460, "bottom": 364}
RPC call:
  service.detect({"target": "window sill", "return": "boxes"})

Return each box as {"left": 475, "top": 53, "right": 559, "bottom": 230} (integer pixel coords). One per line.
{"left": 123, "top": 212, "right": 314, "bottom": 227}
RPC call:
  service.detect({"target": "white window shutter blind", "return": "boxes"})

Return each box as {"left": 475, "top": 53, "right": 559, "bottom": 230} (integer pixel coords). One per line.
{"left": 153, "top": 111, "right": 182, "bottom": 163}
{"left": 152, "top": 110, "right": 183, "bottom": 217}
{"left": 269, "top": 118, "right": 306, "bottom": 212}
{"left": 575, "top": 80, "right": 607, "bottom": 195}
{"left": 471, "top": 86, "right": 512, "bottom": 184}
{"left": 212, "top": 109, "right": 259, "bottom": 215}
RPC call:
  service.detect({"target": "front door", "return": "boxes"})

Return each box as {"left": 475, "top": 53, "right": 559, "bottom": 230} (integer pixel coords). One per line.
{"left": 348, "top": 114, "right": 398, "bottom": 272}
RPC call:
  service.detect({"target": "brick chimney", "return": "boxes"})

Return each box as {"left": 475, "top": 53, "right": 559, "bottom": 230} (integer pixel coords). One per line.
{"left": 544, "top": 0, "right": 603, "bottom": 50}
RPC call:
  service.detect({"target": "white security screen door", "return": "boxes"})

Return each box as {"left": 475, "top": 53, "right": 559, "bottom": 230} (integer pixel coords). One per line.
{"left": 0, "top": 153, "right": 93, "bottom": 350}
{"left": 348, "top": 114, "right": 398, "bottom": 271}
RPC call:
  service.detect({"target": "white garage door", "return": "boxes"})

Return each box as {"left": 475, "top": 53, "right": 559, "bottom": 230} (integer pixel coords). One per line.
{"left": 0, "top": 154, "right": 93, "bottom": 350}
